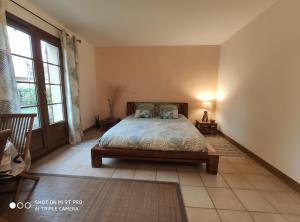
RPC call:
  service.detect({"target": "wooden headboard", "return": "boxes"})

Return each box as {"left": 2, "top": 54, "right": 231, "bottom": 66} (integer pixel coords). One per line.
{"left": 127, "top": 102, "right": 188, "bottom": 118}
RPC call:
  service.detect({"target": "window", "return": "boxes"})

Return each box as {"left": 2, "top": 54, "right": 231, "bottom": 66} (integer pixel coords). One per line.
{"left": 7, "top": 26, "right": 40, "bottom": 128}
{"left": 41, "top": 41, "right": 64, "bottom": 124}
{"left": 6, "top": 12, "right": 68, "bottom": 157}
{"left": 7, "top": 16, "right": 66, "bottom": 128}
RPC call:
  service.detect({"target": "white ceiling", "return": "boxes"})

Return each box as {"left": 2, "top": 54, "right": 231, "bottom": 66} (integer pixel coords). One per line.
{"left": 28, "top": 0, "right": 277, "bottom": 46}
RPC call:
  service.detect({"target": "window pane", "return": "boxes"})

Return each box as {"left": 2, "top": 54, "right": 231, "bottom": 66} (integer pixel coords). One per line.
{"left": 17, "top": 83, "right": 38, "bottom": 106}
{"left": 43, "top": 63, "right": 61, "bottom": 84}
{"left": 21, "top": 107, "right": 40, "bottom": 129}
{"left": 7, "top": 26, "right": 32, "bottom": 58}
{"left": 41, "top": 41, "right": 60, "bottom": 65}
{"left": 12, "top": 56, "right": 35, "bottom": 82}
{"left": 48, "top": 104, "right": 64, "bottom": 124}
{"left": 46, "top": 85, "right": 62, "bottom": 104}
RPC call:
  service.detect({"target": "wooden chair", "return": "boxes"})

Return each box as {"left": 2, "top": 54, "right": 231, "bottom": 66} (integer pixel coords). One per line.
{"left": 0, "top": 114, "right": 39, "bottom": 201}
{"left": 0, "top": 129, "right": 12, "bottom": 163}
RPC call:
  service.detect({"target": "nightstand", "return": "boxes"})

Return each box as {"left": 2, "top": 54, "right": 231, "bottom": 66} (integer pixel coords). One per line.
{"left": 195, "top": 120, "right": 218, "bottom": 135}
{"left": 100, "top": 118, "right": 121, "bottom": 131}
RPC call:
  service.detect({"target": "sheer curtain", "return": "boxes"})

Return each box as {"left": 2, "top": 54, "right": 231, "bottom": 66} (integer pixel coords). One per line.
{"left": 0, "top": 0, "right": 20, "bottom": 114}
{"left": 61, "top": 30, "right": 83, "bottom": 144}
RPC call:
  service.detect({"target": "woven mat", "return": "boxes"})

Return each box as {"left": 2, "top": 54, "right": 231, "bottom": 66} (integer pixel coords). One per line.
{"left": 0, "top": 174, "right": 187, "bottom": 222}
{"left": 205, "top": 135, "right": 245, "bottom": 157}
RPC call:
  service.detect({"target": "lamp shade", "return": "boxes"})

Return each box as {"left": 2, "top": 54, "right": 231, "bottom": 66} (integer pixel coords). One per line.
{"left": 201, "top": 101, "right": 213, "bottom": 110}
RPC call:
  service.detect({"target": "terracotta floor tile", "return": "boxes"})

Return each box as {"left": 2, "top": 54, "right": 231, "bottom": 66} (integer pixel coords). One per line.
{"left": 222, "top": 173, "right": 254, "bottom": 189}
{"left": 284, "top": 214, "right": 300, "bottom": 222}
{"left": 265, "top": 175, "right": 294, "bottom": 192}
{"left": 179, "top": 171, "right": 203, "bottom": 186}
{"left": 250, "top": 212, "right": 287, "bottom": 222}
{"left": 186, "top": 208, "right": 221, "bottom": 222}
{"left": 207, "top": 188, "right": 244, "bottom": 210}
{"left": 218, "top": 210, "right": 254, "bottom": 222}
{"left": 261, "top": 191, "right": 300, "bottom": 215}
{"left": 234, "top": 163, "right": 261, "bottom": 174}
{"left": 250, "top": 164, "right": 272, "bottom": 175}
{"left": 200, "top": 173, "right": 229, "bottom": 188}
{"left": 244, "top": 174, "right": 281, "bottom": 191}
{"left": 218, "top": 162, "right": 239, "bottom": 173}
{"left": 156, "top": 170, "right": 179, "bottom": 182}
{"left": 226, "top": 157, "right": 254, "bottom": 165}
{"left": 233, "top": 189, "right": 277, "bottom": 212}
{"left": 134, "top": 169, "right": 156, "bottom": 181}
{"left": 112, "top": 168, "right": 135, "bottom": 179}
{"left": 29, "top": 130, "right": 299, "bottom": 222}
{"left": 88, "top": 168, "right": 115, "bottom": 177}
{"left": 181, "top": 186, "right": 214, "bottom": 208}
{"left": 288, "top": 192, "right": 300, "bottom": 204}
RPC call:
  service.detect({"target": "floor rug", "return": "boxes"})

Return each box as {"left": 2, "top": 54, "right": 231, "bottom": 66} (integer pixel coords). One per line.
{"left": 0, "top": 174, "right": 187, "bottom": 222}
{"left": 205, "top": 135, "right": 245, "bottom": 157}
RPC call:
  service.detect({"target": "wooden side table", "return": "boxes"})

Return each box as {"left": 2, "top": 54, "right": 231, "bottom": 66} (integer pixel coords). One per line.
{"left": 195, "top": 120, "right": 218, "bottom": 135}
{"left": 100, "top": 118, "right": 121, "bottom": 131}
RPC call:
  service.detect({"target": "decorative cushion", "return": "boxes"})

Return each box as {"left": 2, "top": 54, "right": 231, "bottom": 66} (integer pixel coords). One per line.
{"left": 159, "top": 110, "right": 174, "bottom": 119}
{"left": 134, "top": 109, "right": 153, "bottom": 118}
{"left": 158, "top": 104, "right": 179, "bottom": 119}
{"left": 134, "top": 103, "right": 155, "bottom": 118}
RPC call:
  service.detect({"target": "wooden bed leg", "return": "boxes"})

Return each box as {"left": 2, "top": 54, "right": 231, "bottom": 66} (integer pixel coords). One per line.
{"left": 91, "top": 149, "right": 102, "bottom": 168}
{"left": 206, "top": 155, "right": 219, "bottom": 174}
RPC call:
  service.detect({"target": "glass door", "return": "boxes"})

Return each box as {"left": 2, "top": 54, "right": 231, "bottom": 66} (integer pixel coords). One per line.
{"left": 39, "top": 39, "right": 68, "bottom": 150}
{"left": 7, "top": 24, "right": 46, "bottom": 157}
{"left": 41, "top": 41, "right": 65, "bottom": 125}
{"left": 6, "top": 13, "right": 68, "bottom": 158}
{"left": 7, "top": 26, "right": 41, "bottom": 129}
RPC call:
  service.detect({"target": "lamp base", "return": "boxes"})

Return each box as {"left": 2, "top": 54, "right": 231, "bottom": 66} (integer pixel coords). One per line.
{"left": 202, "top": 111, "right": 209, "bottom": 122}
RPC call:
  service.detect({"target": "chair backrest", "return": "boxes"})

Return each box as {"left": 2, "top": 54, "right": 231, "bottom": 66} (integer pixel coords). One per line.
{"left": 0, "top": 114, "right": 36, "bottom": 160}
{"left": 0, "top": 129, "right": 12, "bottom": 163}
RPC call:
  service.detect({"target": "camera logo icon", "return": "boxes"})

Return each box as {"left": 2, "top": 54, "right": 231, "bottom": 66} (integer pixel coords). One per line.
{"left": 9, "top": 202, "right": 31, "bottom": 209}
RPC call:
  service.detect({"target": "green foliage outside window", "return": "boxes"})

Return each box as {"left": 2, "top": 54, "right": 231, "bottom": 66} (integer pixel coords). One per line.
{"left": 17, "top": 86, "right": 37, "bottom": 106}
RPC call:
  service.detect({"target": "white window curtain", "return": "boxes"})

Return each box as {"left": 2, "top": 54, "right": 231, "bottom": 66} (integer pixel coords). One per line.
{"left": 60, "top": 30, "right": 83, "bottom": 144}
{"left": 0, "top": 0, "right": 20, "bottom": 114}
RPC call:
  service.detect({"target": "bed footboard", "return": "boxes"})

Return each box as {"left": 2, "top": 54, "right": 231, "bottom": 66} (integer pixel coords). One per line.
{"left": 91, "top": 144, "right": 219, "bottom": 174}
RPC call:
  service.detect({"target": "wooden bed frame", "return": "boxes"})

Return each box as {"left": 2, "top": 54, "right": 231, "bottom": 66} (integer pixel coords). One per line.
{"left": 91, "top": 102, "right": 219, "bottom": 174}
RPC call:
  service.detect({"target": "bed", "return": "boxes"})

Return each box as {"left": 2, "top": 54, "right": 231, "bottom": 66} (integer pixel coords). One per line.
{"left": 91, "top": 102, "right": 219, "bottom": 174}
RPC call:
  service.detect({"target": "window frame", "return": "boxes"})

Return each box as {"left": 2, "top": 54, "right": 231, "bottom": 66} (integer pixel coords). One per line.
{"left": 6, "top": 12, "right": 67, "bottom": 130}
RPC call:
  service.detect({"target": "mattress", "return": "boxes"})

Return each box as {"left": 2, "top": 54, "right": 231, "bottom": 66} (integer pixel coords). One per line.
{"left": 98, "top": 115, "right": 207, "bottom": 152}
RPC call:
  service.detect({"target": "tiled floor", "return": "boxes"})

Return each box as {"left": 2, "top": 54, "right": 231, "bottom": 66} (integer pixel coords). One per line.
{"left": 30, "top": 129, "right": 300, "bottom": 222}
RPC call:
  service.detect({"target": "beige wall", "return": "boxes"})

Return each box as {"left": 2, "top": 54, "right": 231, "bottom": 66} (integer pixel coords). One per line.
{"left": 95, "top": 46, "right": 220, "bottom": 123}
{"left": 6, "top": 0, "right": 97, "bottom": 130}
{"left": 217, "top": 0, "right": 300, "bottom": 183}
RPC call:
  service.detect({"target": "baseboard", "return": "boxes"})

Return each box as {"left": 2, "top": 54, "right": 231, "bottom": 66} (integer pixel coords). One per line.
{"left": 218, "top": 131, "right": 300, "bottom": 193}
{"left": 83, "top": 125, "right": 96, "bottom": 133}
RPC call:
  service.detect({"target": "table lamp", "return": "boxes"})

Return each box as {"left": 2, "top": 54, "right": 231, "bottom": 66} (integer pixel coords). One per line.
{"left": 201, "top": 101, "right": 213, "bottom": 122}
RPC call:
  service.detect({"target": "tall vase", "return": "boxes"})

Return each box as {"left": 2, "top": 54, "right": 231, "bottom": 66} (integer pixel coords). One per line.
{"left": 108, "top": 99, "right": 114, "bottom": 119}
